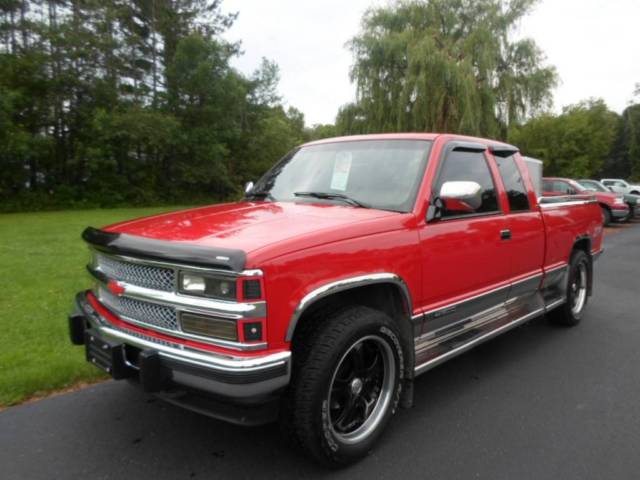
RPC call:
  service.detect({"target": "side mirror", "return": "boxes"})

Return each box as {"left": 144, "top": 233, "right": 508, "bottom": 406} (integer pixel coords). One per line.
{"left": 439, "top": 181, "right": 483, "bottom": 212}
{"left": 244, "top": 181, "right": 254, "bottom": 194}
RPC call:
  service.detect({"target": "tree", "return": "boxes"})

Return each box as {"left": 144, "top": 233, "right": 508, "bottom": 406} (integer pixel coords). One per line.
{"left": 0, "top": 1, "right": 305, "bottom": 211}
{"left": 509, "top": 99, "right": 619, "bottom": 178}
{"left": 338, "top": 0, "right": 557, "bottom": 138}
{"left": 608, "top": 103, "right": 640, "bottom": 180}
{"left": 305, "top": 123, "right": 338, "bottom": 141}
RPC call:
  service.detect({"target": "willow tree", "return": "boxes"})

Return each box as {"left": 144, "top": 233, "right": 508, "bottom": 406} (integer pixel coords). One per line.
{"left": 338, "top": 0, "right": 557, "bottom": 138}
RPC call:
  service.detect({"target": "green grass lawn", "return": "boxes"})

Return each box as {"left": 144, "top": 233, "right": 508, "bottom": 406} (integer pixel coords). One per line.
{"left": 0, "top": 206, "right": 192, "bottom": 406}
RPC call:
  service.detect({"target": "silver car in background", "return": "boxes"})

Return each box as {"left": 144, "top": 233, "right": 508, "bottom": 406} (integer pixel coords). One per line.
{"left": 601, "top": 179, "right": 640, "bottom": 196}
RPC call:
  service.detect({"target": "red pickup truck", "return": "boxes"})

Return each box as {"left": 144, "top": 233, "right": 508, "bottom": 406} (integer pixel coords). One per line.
{"left": 69, "top": 133, "right": 604, "bottom": 466}
{"left": 542, "top": 177, "right": 628, "bottom": 226}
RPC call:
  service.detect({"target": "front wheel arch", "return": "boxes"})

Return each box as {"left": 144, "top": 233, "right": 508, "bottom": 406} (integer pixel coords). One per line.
{"left": 286, "top": 275, "right": 413, "bottom": 342}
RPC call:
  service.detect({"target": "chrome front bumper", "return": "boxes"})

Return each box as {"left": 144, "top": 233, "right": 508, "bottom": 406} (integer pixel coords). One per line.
{"left": 70, "top": 291, "right": 290, "bottom": 423}
{"left": 612, "top": 207, "right": 630, "bottom": 219}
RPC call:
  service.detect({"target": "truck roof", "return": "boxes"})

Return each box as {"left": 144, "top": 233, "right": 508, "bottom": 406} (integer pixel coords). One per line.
{"left": 302, "top": 132, "right": 515, "bottom": 149}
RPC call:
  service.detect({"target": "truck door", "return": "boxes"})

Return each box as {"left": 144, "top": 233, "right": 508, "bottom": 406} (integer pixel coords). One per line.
{"left": 417, "top": 143, "right": 512, "bottom": 337}
{"left": 492, "top": 152, "right": 545, "bottom": 303}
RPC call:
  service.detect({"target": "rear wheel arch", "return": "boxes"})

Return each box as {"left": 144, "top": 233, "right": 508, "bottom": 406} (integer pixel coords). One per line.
{"left": 630, "top": 190, "right": 640, "bottom": 195}
{"left": 572, "top": 236, "right": 593, "bottom": 295}
{"left": 549, "top": 249, "right": 591, "bottom": 326}
{"left": 573, "top": 236, "right": 591, "bottom": 256}
{"left": 599, "top": 203, "right": 612, "bottom": 226}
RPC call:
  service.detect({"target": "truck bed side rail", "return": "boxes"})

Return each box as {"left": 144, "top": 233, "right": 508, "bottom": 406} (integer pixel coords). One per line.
{"left": 539, "top": 194, "right": 596, "bottom": 208}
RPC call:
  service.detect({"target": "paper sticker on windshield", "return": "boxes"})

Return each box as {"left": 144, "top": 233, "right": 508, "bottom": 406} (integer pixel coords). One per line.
{"left": 330, "top": 152, "right": 352, "bottom": 191}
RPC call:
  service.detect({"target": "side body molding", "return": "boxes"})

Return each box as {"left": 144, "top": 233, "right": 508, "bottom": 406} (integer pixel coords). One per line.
{"left": 285, "top": 273, "right": 413, "bottom": 342}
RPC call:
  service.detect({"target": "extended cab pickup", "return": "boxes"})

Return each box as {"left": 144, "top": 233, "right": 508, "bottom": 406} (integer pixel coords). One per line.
{"left": 69, "top": 133, "right": 604, "bottom": 466}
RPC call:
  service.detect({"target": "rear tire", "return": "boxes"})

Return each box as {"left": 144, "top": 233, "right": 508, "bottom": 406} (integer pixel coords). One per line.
{"left": 281, "top": 306, "right": 404, "bottom": 467}
{"left": 601, "top": 206, "right": 611, "bottom": 226}
{"left": 550, "top": 250, "right": 591, "bottom": 327}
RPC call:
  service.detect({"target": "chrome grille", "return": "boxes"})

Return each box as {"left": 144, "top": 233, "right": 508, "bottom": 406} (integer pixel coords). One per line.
{"left": 96, "top": 253, "right": 175, "bottom": 291}
{"left": 98, "top": 287, "right": 178, "bottom": 331}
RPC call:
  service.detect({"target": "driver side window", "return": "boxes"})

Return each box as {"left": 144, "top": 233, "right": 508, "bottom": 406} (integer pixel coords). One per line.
{"left": 436, "top": 150, "right": 500, "bottom": 218}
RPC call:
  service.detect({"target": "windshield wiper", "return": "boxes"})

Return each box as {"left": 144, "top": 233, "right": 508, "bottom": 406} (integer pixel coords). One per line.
{"left": 245, "top": 191, "right": 275, "bottom": 201}
{"left": 294, "top": 191, "right": 369, "bottom": 208}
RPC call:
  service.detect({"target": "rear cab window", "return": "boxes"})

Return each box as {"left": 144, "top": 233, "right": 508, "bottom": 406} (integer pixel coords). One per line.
{"left": 495, "top": 155, "right": 530, "bottom": 212}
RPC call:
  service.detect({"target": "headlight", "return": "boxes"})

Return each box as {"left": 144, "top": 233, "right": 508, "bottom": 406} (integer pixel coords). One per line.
{"left": 614, "top": 196, "right": 624, "bottom": 205}
{"left": 179, "top": 272, "right": 237, "bottom": 300}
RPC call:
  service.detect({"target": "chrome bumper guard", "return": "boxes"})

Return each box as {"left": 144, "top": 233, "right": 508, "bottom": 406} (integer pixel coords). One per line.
{"left": 611, "top": 207, "right": 630, "bottom": 219}
{"left": 70, "top": 291, "right": 290, "bottom": 422}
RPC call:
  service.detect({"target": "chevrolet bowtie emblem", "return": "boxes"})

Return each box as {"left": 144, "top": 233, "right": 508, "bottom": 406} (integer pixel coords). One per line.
{"left": 107, "top": 280, "right": 126, "bottom": 296}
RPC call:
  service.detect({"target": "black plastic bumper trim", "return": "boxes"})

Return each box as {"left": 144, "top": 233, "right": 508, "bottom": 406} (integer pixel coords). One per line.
{"left": 154, "top": 389, "right": 280, "bottom": 426}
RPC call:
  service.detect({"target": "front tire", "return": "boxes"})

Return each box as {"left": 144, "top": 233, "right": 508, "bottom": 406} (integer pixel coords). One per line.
{"left": 281, "top": 306, "right": 404, "bottom": 467}
{"left": 550, "top": 250, "right": 591, "bottom": 326}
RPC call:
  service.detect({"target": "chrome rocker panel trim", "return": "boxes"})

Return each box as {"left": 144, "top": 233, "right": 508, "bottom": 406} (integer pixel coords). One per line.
{"left": 412, "top": 263, "right": 582, "bottom": 376}
{"left": 414, "top": 306, "right": 545, "bottom": 375}
{"left": 414, "top": 272, "right": 544, "bottom": 341}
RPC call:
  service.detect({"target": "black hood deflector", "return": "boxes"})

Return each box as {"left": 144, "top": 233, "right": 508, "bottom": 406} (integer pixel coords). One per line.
{"left": 82, "top": 227, "right": 247, "bottom": 272}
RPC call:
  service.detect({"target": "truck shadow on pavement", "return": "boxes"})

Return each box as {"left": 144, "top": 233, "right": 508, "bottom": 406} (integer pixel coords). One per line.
{"left": 12, "top": 315, "right": 567, "bottom": 479}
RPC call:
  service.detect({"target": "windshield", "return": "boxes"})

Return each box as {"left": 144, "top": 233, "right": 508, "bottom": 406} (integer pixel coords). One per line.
{"left": 578, "top": 180, "right": 608, "bottom": 192}
{"left": 567, "top": 179, "right": 587, "bottom": 192}
{"left": 250, "top": 140, "right": 432, "bottom": 212}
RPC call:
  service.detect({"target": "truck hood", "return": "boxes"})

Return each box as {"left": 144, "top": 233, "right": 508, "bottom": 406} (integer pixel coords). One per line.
{"left": 593, "top": 191, "right": 622, "bottom": 204}
{"left": 104, "top": 201, "right": 401, "bottom": 264}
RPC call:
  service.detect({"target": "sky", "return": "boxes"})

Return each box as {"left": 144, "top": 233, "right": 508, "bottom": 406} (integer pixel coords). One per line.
{"left": 222, "top": 0, "right": 640, "bottom": 126}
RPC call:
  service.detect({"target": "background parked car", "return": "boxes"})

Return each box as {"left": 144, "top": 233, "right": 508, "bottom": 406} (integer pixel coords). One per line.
{"left": 543, "top": 177, "right": 628, "bottom": 226}
{"left": 601, "top": 179, "right": 640, "bottom": 195}
{"left": 579, "top": 180, "right": 640, "bottom": 221}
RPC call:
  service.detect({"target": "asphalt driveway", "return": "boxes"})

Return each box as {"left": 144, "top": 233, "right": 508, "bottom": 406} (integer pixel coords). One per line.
{"left": 2, "top": 222, "right": 640, "bottom": 480}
